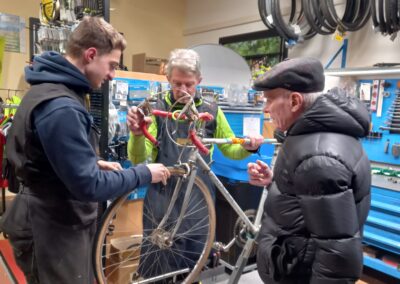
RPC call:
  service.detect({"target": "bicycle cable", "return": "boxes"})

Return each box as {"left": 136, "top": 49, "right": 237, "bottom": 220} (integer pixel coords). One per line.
{"left": 163, "top": 91, "right": 199, "bottom": 150}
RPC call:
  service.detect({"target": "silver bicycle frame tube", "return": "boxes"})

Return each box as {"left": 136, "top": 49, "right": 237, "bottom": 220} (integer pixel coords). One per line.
{"left": 157, "top": 176, "right": 185, "bottom": 230}
{"left": 196, "top": 153, "right": 259, "bottom": 236}
{"left": 170, "top": 165, "right": 198, "bottom": 239}
{"left": 131, "top": 268, "right": 190, "bottom": 284}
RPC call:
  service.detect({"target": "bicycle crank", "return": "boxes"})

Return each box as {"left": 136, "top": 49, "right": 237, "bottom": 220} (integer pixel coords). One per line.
{"left": 233, "top": 209, "right": 257, "bottom": 257}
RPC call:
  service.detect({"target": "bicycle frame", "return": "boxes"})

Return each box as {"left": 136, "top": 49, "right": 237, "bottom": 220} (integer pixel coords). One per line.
{"left": 156, "top": 140, "right": 275, "bottom": 284}
{"left": 137, "top": 93, "right": 278, "bottom": 283}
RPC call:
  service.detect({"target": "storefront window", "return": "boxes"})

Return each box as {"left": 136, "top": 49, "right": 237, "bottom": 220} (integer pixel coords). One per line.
{"left": 220, "top": 30, "right": 287, "bottom": 79}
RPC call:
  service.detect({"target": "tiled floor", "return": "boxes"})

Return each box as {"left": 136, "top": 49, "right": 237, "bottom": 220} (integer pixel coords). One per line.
{"left": 201, "top": 269, "right": 380, "bottom": 284}
{"left": 203, "top": 271, "right": 371, "bottom": 284}
{"left": 201, "top": 269, "right": 262, "bottom": 284}
{"left": 0, "top": 192, "right": 396, "bottom": 284}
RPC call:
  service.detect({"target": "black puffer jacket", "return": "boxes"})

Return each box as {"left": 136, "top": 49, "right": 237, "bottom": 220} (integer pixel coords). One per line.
{"left": 257, "top": 88, "right": 371, "bottom": 284}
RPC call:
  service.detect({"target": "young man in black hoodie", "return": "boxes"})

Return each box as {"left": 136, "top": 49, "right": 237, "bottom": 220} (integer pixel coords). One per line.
{"left": 1, "top": 16, "right": 170, "bottom": 284}
{"left": 248, "top": 58, "right": 371, "bottom": 283}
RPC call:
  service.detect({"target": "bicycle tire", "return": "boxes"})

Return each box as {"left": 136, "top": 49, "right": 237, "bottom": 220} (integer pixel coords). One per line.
{"left": 389, "top": 0, "right": 400, "bottom": 33}
{"left": 378, "top": 0, "right": 388, "bottom": 34}
{"left": 93, "top": 167, "right": 216, "bottom": 284}
{"left": 258, "top": 0, "right": 274, "bottom": 29}
{"left": 325, "top": 0, "right": 371, "bottom": 32}
{"left": 319, "top": 0, "right": 339, "bottom": 30}
{"left": 270, "top": 0, "right": 298, "bottom": 41}
{"left": 371, "top": 0, "right": 380, "bottom": 30}
{"left": 385, "top": 0, "right": 399, "bottom": 35}
{"left": 314, "top": 0, "right": 336, "bottom": 32}
{"left": 302, "top": 0, "right": 335, "bottom": 35}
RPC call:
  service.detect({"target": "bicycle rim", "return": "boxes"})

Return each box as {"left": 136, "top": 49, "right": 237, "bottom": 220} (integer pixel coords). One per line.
{"left": 93, "top": 168, "right": 216, "bottom": 284}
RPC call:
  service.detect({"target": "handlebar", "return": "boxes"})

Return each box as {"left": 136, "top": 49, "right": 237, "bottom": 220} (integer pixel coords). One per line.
{"left": 201, "top": 138, "right": 278, "bottom": 145}
{"left": 136, "top": 98, "right": 278, "bottom": 154}
{"left": 139, "top": 108, "right": 215, "bottom": 149}
{"left": 189, "top": 130, "right": 210, "bottom": 155}
{"left": 139, "top": 121, "right": 158, "bottom": 146}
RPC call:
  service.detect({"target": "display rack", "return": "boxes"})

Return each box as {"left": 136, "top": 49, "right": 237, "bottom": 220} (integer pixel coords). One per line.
{"left": 327, "top": 70, "right": 400, "bottom": 280}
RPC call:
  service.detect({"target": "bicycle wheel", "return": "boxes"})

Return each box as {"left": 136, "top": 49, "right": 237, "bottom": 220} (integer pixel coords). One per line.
{"left": 93, "top": 168, "right": 216, "bottom": 284}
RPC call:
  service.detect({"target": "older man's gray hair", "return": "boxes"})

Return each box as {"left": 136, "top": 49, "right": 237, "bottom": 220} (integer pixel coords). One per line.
{"left": 165, "top": 49, "right": 201, "bottom": 77}
{"left": 301, "top": 92, "right": 323, "bottom": 110}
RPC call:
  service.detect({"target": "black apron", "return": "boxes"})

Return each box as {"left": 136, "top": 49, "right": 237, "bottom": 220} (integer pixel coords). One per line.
{"left": 1, "top": 83, "right": 98, "bottom": 284}
{"left": 138, "top": 95, "right": 217, "bottom": 278}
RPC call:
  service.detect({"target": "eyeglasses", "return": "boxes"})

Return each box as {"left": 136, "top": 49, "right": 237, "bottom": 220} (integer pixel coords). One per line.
{"left": 170, "top": 81, "right": 196, "bottom": 90}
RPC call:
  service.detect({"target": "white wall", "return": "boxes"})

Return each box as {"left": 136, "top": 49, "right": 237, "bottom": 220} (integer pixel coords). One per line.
{"left": 0, "top": 0, "right": 186, "bottom": 94}
{"left": 184, "top": 0, "right": 400, "bottom": 68}
{"left": 111, "top": 0, "right": 186, "bottom": 66}
{"left": 184, "top": 0, "right": 264, "bottom": 47}
{"left": 0, "top": 1, "right": 37, "bottom": 93}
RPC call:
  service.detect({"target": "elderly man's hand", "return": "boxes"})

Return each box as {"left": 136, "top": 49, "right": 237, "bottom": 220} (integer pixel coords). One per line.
{"left": 127, "top": 106, "right": 153, "bottom": 136}
{"left": 243, "top": 134, "right": 264, "bottom": 151}
{"left": 247, "top": 160, "right": 273, "bottom": 187}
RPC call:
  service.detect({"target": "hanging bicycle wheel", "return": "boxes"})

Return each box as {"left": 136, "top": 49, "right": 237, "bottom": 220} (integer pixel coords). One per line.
{"left": 93, "top": 168, "right": 216, "bottom": 284}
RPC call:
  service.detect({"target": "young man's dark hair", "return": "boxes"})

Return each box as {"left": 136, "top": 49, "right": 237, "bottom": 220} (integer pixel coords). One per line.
{"left": 67, "top": 16, "right": 127, "bottom": 57}
{"left": 1, "top": 16, "right": 169, "bottom": 284}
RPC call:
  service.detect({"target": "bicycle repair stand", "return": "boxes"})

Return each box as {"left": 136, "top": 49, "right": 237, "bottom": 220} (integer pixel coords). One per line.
{"left": 197, "top": 263, "right": 257, "bottom": 284}
{"left": 196, "top": 205, "right": 262, "bottom": 284}
{"left": 196, "top": 236, "right": 258, "bottom": 284}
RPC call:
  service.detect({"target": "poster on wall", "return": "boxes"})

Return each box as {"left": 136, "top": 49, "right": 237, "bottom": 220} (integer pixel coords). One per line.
{"left": 0, "top": 13, "right": 26, "bottom": 53}
{"left": 0, "top": 36, "right": 5, "bottom": 87}
{"left": 243, "top": 115, "right": 261, "bottom": 136}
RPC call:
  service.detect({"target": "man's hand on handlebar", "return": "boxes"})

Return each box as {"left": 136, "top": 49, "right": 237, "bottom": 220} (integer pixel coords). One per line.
{"left": 127, "top": 106, "right": 153, "bottom": 136}
{"left": 242, "top": 134, "right": 264, "bottom": 151}
{"left": 146, "top": 163, "right": 171, "bottom": 185}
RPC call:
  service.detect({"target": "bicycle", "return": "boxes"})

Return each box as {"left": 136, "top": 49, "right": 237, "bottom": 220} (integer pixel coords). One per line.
{"left": 93, "top": 93, "right": 278, "bottom": 284}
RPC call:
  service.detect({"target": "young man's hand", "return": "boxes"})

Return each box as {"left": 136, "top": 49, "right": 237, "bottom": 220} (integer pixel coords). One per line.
{"left": 247, "top": 160, "right": 273, "bottom": 187}
{"left": 97, "top": 160, "right": 123, "bottom": 171}
{"left": 146, "top": 163, "right": 171, "bottom": 185}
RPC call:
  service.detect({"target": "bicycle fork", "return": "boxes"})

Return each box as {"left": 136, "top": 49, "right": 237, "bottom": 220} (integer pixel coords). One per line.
{"left": 156, "top": 164, "right": 198, "bottom": 242}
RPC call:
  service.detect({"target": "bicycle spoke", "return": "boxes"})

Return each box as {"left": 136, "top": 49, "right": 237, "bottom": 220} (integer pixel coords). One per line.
{"left": 94, "top": 172, "right": 215, "bottom": 284}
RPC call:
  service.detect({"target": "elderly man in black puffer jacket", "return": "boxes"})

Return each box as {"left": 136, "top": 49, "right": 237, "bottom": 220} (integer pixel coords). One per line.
{"left": 247, "top": 57, "right": 371, "bottom": 283}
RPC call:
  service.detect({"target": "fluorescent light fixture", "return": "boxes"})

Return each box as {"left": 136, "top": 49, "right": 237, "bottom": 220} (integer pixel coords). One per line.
{"left": 324, "top": 67, "right": 400, "bottom": 77}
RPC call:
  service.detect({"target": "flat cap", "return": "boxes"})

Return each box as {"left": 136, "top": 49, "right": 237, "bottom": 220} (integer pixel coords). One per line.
{"left": 253, "top": 57, "right": 325, "bottom": 92}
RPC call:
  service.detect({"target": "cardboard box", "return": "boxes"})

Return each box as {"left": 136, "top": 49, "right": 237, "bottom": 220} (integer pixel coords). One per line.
{"left": 132, "top": 53, "right": 167, "bottom": 75}
{"left": 107, "top": 235, "right": 142, "bottom": 284}
{"left": 105, "top": 199, "right": 144, "bottom": 284}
